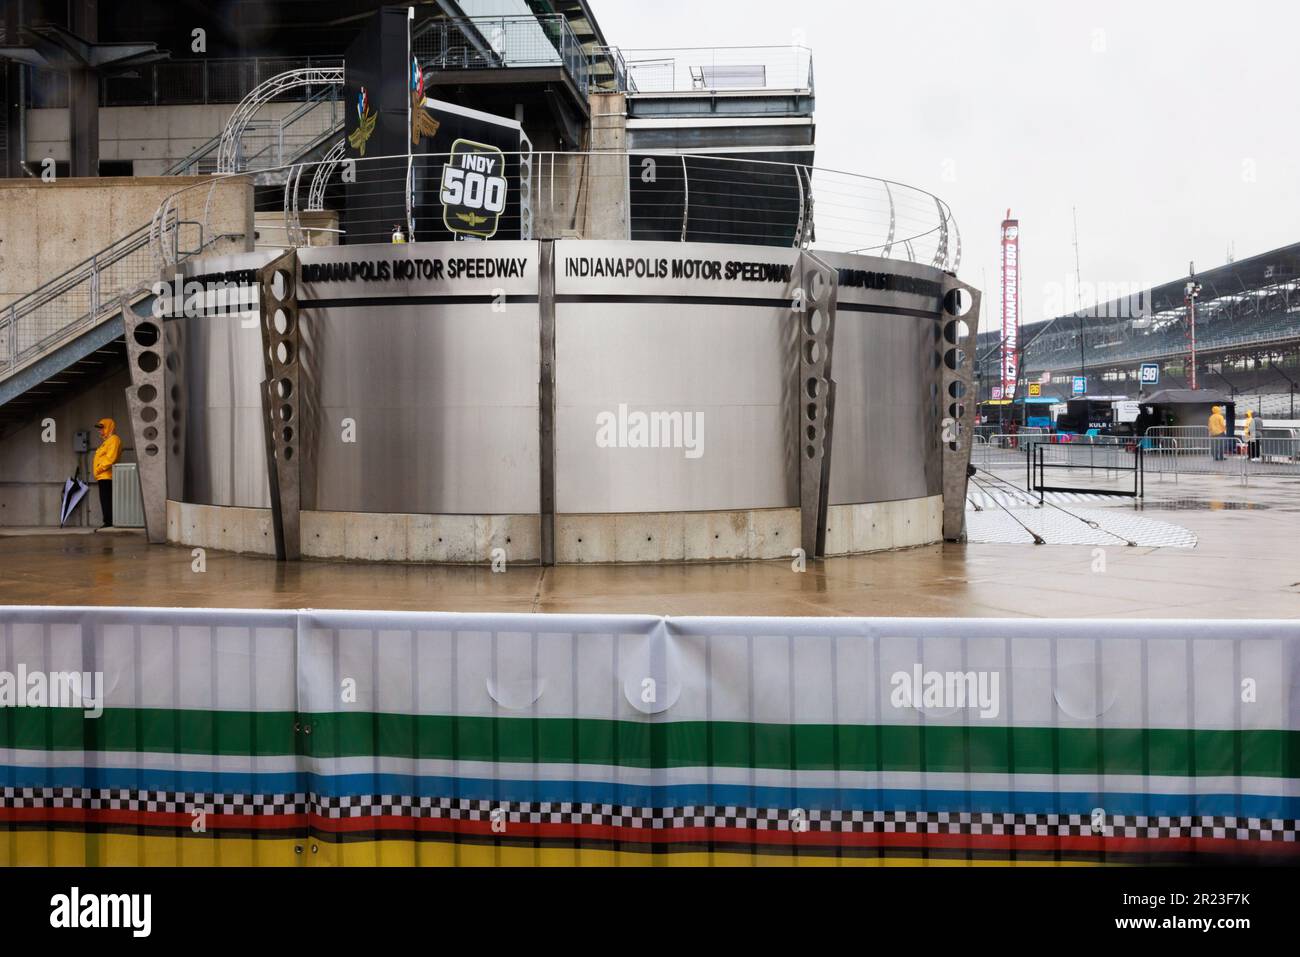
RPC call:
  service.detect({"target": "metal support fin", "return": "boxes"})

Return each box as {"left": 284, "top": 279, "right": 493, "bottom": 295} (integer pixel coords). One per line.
{"left": 939, "top": 279, "right": 982, "bottom": 542}
{"left": 120, "top": 293, "right": 168, "bottom": 543}
{"left": 795, "top": 250, "right": 839, "bottom": 559}
{"left": 258, "top": 250, "right": 301, "bottom": 560}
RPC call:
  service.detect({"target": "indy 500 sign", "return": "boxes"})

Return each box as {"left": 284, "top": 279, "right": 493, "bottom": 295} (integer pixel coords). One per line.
{"left": 440, "top": 138, "right": 508, "bottom": 239}
{"left": 1000, "top": 215, "right": 1020, "bottom": 399}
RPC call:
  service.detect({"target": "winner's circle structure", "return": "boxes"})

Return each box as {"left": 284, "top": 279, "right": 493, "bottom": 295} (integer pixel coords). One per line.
{"left": 146, "top": 148, "right": 980, "bottom": 565}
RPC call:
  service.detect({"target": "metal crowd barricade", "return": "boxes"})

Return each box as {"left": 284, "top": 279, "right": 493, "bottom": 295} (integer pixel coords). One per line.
{"left": 1243, "top": 436, "right": 1300, "bottom": 484}
{"left": 1141, "top": 426, "right": 1242, "bottom": 480}
{"left": 972, "top": 426, "right": 1297, "bottom": 489}
{"left": 976, "top": 432, "right": 1130, "bottom": 475}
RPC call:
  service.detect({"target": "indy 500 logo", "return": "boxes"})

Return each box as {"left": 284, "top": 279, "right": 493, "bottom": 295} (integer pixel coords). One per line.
{"left": 440, "top": 138, "right": 507, "bottom": 239}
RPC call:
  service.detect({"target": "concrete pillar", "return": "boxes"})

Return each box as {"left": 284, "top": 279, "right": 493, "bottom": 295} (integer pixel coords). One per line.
{"left": 68, "top": 0, "right": 99, "bottom": 178}
{"left": 580, "top": 91, "right": 627, "bottom": 240}
{"left": 3, "top": 2, "right": 25, "bottom": 179}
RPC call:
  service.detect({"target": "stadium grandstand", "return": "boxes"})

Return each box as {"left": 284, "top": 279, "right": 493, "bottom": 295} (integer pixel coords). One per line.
{"left": 977, "top": 241, "right": 1300, "bottom": 416}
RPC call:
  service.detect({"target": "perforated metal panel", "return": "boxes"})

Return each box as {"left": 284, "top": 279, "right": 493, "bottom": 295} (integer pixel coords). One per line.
{"left": 110, "top": 463, "right": 145, "bottom": 528}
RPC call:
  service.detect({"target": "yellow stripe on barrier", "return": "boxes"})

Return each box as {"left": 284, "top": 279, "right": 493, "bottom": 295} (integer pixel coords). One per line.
{"left": 0, "top": 832, "right": 1104, "bottom": 867}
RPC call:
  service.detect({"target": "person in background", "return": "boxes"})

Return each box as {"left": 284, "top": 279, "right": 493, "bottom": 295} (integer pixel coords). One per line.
{"left": 1243, "top": 409, "right": 1260, "bottom": 461}
{"left": 1208, "top": 405, "right": 1227, "bottom": 461}
{"left": 391, "top": 223, "right": 407, "bottom": 244}
{"left": 92, "top": 417, "right": 121, "bottom": 528}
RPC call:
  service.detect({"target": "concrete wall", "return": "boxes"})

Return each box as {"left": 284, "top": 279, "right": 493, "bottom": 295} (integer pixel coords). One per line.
{"left": 163, "top": 496, "right": 944, "bottom": 564}
{"left": 26, "top": 103, "right": 301, "bottom": 177}
{"left": 0, "top": 174, "right": 248, "bottom": 309}
{"left": 0, "top": 369, "right": 134, "bottom": 527}
{"left": 253, "top": 211, "right": 340, "bottom": 248}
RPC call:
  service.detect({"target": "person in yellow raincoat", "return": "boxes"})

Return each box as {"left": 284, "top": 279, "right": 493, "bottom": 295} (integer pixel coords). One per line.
{"left": 1243, "top": 409, "right": 1260, "bottom": 461}
{"left": 92, "top": 417, "right": 122, "bottom": 528}
{"left": 1208, "top": 405, "right": 1227, "bottom": 461}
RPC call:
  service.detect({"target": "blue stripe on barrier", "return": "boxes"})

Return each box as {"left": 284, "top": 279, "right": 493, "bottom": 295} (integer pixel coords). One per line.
{"left": 0, "top": 764, "right": 1294, "bottom": 820}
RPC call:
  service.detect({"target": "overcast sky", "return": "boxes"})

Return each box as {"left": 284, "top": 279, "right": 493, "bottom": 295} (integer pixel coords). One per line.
{"left": 593, "top": 0, "right": 1300, "bottom": 330}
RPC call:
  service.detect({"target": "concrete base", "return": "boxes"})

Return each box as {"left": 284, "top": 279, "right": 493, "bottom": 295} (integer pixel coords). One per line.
{"left": 168, "top": 500, "right": 277, "bottom": 556}
{"left": 826, "top": 496, "right": 945, "bottom": 556}
{"left": 167, "top": 495, "right": 944, "bottom": 564}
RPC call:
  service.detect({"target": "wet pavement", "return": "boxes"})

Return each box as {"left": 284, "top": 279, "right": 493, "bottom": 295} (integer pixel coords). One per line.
{"left": 0, "top": 472, "right": 1296, "bottom": 619}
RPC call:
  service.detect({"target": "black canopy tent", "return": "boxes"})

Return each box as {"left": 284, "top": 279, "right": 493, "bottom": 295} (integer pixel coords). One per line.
{"left": 1137, "top": 388, "right": 1235, "bottom": 433}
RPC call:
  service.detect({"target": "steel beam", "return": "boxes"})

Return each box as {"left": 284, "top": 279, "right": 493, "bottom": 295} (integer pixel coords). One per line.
{"left": 538, "top": 240, "right": 557, "bottom": 565}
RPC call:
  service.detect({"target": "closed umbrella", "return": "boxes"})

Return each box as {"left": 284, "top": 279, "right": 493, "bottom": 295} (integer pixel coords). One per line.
{"left": 59, "top": 469, "right": 90, "bottom": 527}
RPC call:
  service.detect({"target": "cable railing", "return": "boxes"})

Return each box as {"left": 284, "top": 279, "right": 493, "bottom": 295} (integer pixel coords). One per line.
{"left": 248, "top": 149, "right": 959, "bottom": 266}
{"left": 2, "top": 148, "right": 961, "bottom": 387}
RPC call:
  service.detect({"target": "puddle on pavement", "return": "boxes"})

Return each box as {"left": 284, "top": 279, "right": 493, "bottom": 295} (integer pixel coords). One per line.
{"left": 1138, "top": 499, "right": 1271, "bottom": 511}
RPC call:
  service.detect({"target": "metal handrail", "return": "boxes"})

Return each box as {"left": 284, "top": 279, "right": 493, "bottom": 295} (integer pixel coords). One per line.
{"left": 0, "top": 217, "right": 166, "bottom": 378}
{"left": 233, "top": 85, "right": 343, "bottom": 172}
{"left": 413, "top": 15, "right": 592, "bottom": 96}
{"left": 166, "top": 72, "right": 344, "bottom": 176}
{"left": 217, "top": 67, "right": 346, "bottom": 173}
{"left": 619, "top": 45, "right": 815, "bottom": 94}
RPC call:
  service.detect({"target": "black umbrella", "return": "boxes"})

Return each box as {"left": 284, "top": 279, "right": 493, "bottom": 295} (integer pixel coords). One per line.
{"left": 59, "top": 468, "right": 90, "bottom": 527}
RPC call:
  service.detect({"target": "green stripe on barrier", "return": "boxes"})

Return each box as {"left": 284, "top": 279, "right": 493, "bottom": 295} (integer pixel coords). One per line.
{"left": 2, "top": 708, "right": 1297, "bottom": 778}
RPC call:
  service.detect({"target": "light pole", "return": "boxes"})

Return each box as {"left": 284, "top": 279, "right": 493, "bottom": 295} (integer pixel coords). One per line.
{"left": 1185, "top": 264, "right": 1202, "bottom": 390}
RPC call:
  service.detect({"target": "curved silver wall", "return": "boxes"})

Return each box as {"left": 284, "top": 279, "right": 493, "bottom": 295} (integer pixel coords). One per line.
{"left": 167, "top": 252, "right": 273, "bottom": 510}
{"left": 170, "top": 241, "right": 947, "bottom": 518}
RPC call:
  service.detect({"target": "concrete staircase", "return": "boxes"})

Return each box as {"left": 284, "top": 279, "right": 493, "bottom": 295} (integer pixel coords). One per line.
{"left": 0, "top": 67, "right": 342, "bottom": 438}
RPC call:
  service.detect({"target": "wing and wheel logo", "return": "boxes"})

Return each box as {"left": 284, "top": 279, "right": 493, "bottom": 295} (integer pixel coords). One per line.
{"left": 349, "top": 87, "right": 377, "bottom": 155}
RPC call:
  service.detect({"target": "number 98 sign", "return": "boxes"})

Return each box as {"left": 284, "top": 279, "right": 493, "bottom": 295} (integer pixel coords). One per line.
{"left": 440, "top": 139, "right": 508, "bottom": 239}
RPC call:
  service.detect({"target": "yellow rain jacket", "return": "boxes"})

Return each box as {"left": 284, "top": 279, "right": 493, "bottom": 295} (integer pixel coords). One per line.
{"left": 1208, "top": 406, "right": 1226, "bottom": 437}
{"left": 1242, "top": 411, "right": 1255, "bottom": 440}
{"left": 93, "top": 418, "right": 122, "bottom": 481}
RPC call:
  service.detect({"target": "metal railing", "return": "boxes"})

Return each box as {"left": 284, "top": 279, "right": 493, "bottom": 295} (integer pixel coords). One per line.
{"left": 1245, "top": 437, "right": 1300, "bottom": 479}
{"left": 1, "top": 174, "right": 248, "bottom": 380}
{"left": 1, "top": 217, "right": 166, "bottom": 377}
{"left": 591, "top": 46, "right": 634, "bottom": 93}
{"left": 166, "top": 83, "right": 342, "bottom": 176}
{"left": 413, "top": 15, "right": 592, "bottom": 96}
{"left": 257, "top": 149, "right": 959, "bottom": 266}
{"left": 975, "top": 433, "right": 1131, "bottom": 472}
{"left": 1017, "top": 320, "right": 1300, "bottom": 373}
{"left": 216, "top": 66, "right": 345, "bottom": 174}
{"left": 4, "top": 146, "right": 961, "bottom": 388}
{"left": 1031, "top": 442, "right": 1143, "bottom": 499}
{"left": 28, "top": 57, "right": 344, "bottom": 109}
{"left": 620, "top": 46, "right": 814, "bottom": 93}
{"left": 975, "top": 427, "right": 1300, "bottom": 486}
